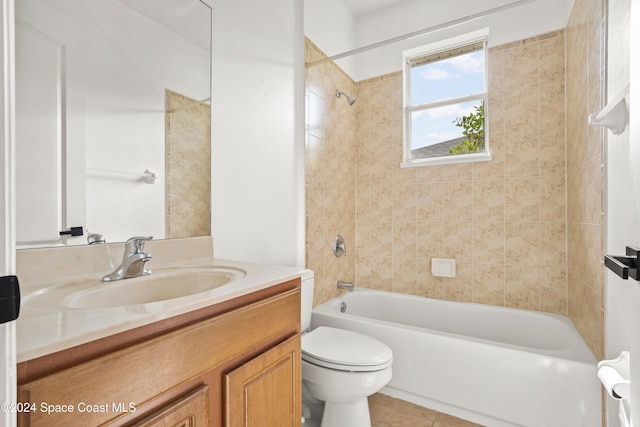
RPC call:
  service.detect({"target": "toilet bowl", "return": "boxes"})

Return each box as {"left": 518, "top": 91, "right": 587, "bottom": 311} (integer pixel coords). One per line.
{"left": 302, "top": 326, "right": 392, "bottom": 427}
{"left": 300, "top": 272, "right": 393, "bottom": 427}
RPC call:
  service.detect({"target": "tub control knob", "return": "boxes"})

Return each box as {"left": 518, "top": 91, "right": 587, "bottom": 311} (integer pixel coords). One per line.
{"left": 332, "top": 234, "right": 346, "bottom": 257}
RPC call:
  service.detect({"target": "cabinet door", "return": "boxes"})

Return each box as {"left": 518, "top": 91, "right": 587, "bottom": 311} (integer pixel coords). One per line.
{"left": 132, "top": 385, "right": 209, "bottom": 427}
{"left": 225, "top": 335, "right": 301, "bottom": 427}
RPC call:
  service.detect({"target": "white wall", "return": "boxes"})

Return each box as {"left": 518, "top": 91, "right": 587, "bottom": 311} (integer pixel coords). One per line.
{"left": 304, "top": 0, "right": 357, "bottom": 76}
{"left": 211, "top": 0, "right": 305, "bottom": 267}
{"left": 306, "top": 0, "right": 573, "bottom": 81}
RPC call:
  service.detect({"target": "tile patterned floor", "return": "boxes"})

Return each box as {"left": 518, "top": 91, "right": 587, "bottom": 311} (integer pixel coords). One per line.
{"left": 369, "top": 393, "right": 484, "bottom": 427}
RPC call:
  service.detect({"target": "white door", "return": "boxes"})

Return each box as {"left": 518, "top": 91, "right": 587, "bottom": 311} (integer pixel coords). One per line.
{"left": 605, "top": 0, "right": 634, "bottom": 425}
{"left": 0, "top": 0, "right": 16, "bottom": 426}
{"left": 629, "top": 2, "right": 640, "bottom": 424}
{"left": 610, "top": 1, "right": 640, "bottom": 425}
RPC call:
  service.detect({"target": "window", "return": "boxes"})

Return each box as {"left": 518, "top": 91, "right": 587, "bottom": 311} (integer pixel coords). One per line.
{"left": 401, "top": 30, "right": 490, "bottom": 167}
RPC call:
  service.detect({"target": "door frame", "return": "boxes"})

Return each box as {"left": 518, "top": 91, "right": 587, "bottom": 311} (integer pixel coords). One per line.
{"left": 0, "top": 0, "right": 17, "bottom": 425}
{"left": 629, "top": 1, "right": 640, "bottom": 425}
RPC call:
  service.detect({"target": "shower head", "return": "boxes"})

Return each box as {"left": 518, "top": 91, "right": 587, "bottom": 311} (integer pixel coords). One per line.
{"left": 336, "top": 90, "right": 356, "bottom": 106}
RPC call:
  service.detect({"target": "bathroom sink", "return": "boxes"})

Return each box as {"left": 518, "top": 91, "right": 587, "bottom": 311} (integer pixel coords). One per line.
{"left": 23, "top": 266, "right": 246, "bottom": 310}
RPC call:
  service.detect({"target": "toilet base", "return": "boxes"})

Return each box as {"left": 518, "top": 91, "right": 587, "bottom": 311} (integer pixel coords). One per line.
{"left": 320, "top": 398, "right": 371, "bottom": 427}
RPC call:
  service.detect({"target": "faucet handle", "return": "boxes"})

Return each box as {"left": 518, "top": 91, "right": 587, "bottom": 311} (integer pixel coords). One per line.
{"left": 124, "top": 236, "right": 153, "bottom": 254}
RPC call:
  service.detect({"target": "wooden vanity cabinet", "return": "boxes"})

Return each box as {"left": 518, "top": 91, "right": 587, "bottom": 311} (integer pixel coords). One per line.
{"left": 225, "top": 334, "right": 300, "bottom": 426}
{"left": 17, "top": 278, "right": 301, "bottom": 427}
{"left": 133, "top": 385, "right": 210, "bottom": 427}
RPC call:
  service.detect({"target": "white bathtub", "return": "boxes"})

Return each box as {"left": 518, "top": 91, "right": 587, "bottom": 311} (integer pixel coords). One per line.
{"left": 310, "top": 289, "right": 601, "bottom": 427}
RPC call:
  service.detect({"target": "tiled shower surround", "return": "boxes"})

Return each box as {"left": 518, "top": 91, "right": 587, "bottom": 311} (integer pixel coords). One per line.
{"left": 306, "top": 30, "right": 567, "bottom": 310}
{"left": 566, "top": 0, "right": 606, "bottom": 360}
{"left": 306, "top": 0, "right": 606, "bottom": 360}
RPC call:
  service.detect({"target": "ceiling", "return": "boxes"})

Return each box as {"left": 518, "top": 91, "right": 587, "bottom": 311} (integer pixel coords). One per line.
{"left": 340, "top": 0, "right": 574, "bottom": 23}
{"left": 116, "top": 0, "right": 211, "bottom": 49}
{"left": 341, "top": 0, "right": 413, "bottom": 19}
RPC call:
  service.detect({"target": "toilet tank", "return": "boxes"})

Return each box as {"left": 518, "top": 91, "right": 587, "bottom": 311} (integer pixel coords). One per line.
{"left": 300, "top": 269, "right": 315, "bottom": 332}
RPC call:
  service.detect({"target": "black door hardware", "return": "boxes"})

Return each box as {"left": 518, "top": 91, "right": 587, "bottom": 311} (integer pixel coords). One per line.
{"left": 604, "top": 246, "right": 640, "bottom": 280}
{"left": 59, "top": 226, "right": 84, "bottom": 237}
{"left": 0, "top": 275, "right": 20, "bottom": 324}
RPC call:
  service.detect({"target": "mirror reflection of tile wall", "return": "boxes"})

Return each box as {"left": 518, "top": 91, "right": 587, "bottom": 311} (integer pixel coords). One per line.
{"left": 165, "top": 90, "right": 211, "bottom": 238}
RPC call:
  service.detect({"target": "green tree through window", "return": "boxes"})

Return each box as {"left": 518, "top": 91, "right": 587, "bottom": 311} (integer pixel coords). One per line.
{"left": 449, "top": 103, "right": 484, "bottom": 155}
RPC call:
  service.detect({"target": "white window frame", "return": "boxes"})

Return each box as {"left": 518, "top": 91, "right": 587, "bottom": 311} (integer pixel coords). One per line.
{"left": 401, "top": 29, "right": 491, "bottom": 168}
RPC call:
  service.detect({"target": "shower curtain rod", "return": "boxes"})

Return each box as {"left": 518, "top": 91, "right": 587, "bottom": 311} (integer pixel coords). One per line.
{"left": 306, "top": 0, "right": 537, "bottom": 67}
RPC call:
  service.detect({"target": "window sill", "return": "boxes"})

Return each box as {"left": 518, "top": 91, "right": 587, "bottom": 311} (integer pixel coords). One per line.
{"left": 400, "top": 150, "right": 492, "bottom": 168}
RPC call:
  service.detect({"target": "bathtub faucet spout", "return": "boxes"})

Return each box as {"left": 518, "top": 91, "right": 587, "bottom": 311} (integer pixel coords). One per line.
{"left": 337, "top": 280, "right": 354, "bottom": 292}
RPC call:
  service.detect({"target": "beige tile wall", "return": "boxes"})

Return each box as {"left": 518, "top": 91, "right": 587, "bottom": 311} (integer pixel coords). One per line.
{"left": 165, "top": 90, "right": 211, "bottom": 239}
{"left": 566, "top": 0, "right": 606, "bottom": 360}
{"left": 354, "top": 31, "right": 568, "bottom": 313}
{"left": 306, "top": 32, "right": 568, "bottom": 313}
{"left": 305, "top": 40, "right": 357, "bottom": 305}
{"left": 307, "top": 32, "right": 567, "bottom": 314}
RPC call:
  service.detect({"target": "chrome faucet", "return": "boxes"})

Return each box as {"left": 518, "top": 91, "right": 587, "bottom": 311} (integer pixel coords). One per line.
{"left": 102, "top": 236, "right": 153, "bottom": 282}
{"left": 337, "top": 280, "right": 354, "bottom": 292}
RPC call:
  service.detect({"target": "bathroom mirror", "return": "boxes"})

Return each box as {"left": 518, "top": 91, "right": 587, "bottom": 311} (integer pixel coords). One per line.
{"left": 15, "top": 0, "right": 212, "bottom": 247}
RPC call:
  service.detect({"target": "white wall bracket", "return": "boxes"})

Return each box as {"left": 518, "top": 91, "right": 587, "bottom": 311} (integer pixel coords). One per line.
{"left": 588, "top": 83, "right": 630, "bottom": 135}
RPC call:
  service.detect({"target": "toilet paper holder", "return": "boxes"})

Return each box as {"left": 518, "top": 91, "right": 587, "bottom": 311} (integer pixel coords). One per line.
{"left": 598, "top": 351, "right": 630, "bottom": 400}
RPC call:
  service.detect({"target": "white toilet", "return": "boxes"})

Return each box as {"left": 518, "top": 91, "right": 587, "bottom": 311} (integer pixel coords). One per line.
{"left": 300, "top": 271, "right": 393, "bottom": 427}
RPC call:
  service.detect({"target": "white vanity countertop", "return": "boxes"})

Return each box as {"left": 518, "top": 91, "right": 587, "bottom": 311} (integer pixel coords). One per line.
{"left": 17, "top": 257, "right": 307, "bottom": 363}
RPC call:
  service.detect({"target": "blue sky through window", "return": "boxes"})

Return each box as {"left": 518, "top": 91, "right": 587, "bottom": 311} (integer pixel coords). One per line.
{"left": 410, "top": 49, "right": 485, "bottom": 151}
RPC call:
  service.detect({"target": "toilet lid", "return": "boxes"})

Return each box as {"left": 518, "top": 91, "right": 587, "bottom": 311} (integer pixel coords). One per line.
{"left": 302, "top": 327, "right": 393, "bottom": 372}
